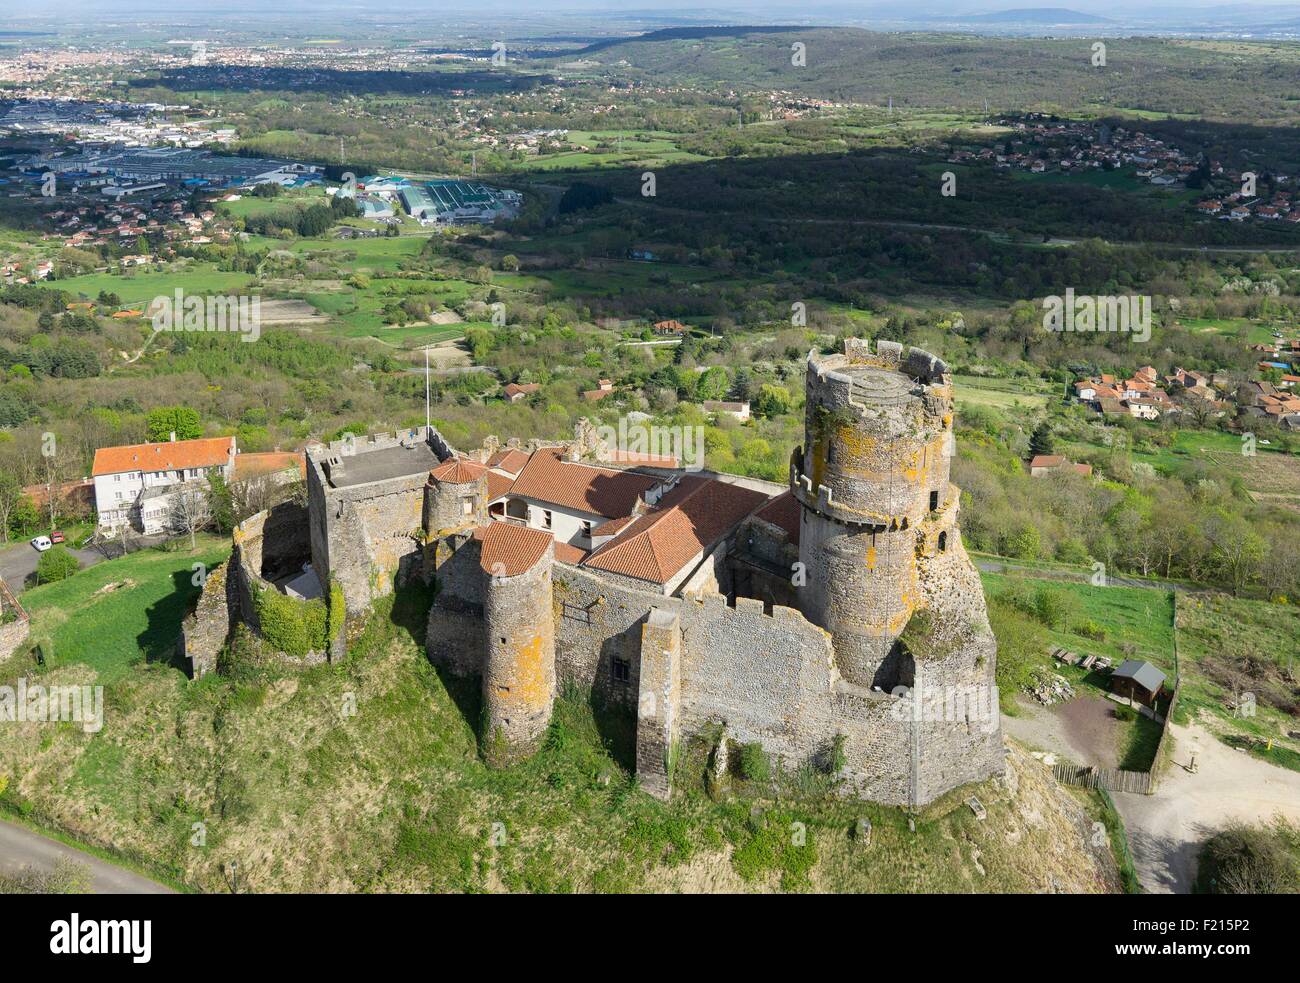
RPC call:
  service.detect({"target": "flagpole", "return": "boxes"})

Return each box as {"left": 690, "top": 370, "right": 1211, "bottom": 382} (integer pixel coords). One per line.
{"left": 424, "top": 347, "right": 431, "bottom": 431}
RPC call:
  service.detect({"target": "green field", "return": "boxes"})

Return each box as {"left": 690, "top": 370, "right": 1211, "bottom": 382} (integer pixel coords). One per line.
{"left": 516, "top": 129, "right": 707, "bottom": 172}
{"left": 21, "top": 536, "right": 231, "bottom": 683}
{"left": 38, "top": 269, "right": 256, "bottom": 307}
{"left": 1174, "top": 592, "right": 1300, "bottom": 742}
{"left": 953, "top": 374, "right": 1054, "bottom": 412}
{"left": 981, "top": 571, "right": 1177, "bottom": 674}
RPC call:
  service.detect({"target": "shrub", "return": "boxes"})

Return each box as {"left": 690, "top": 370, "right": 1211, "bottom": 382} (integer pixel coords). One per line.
{"left": 821, "top": 733, "right": 847, "bottom": 775}
{"left": 1197, "top": 819, "right": 1300, "bottom": 894}
{"left": 36, "top": 546, "right": 80, "bottom": 583}
{"left": 739, "top": 742, "right": 770, "bottom": 782}
{"left": 1031, "top": 585, "right": 1079, "bottom": 630}
{"left": 987, "top": 597, "right": 1048, "bottom": 712}
{"left": 1074, "top": 619, "right": 1107, "bottom": 641}
{"left": 251, "top": 585, "right": 329, "bottom": 658}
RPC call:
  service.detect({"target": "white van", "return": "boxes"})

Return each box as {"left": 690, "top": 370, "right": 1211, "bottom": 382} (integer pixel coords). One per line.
{"left": 30, "top": 536, "right": 52, "bottom": 552}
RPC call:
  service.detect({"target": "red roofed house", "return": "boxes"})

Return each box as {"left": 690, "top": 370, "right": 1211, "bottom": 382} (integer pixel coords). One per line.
{"left": 582, "top": 379, "right": 616, "bottom": 402}
{"left": 1029, "top": 455, "right": 1093, "bottom": 478}
{"left": 652, "top": 319, "right": 689, "bottom": 336}
{"left": 502, "top": 382, "right": 540, "bottom": 403}
{"left": 92, "top": 435, "right": 236, "bottom": 533}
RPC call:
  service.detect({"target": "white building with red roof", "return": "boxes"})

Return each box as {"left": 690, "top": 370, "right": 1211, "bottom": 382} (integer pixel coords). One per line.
{"left": 92, "top": 434, "right": 236, "bottom": 532}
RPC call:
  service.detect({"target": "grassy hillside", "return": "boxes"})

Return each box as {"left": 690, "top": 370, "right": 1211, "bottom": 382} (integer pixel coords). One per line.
{"left": 0, "top": 547, "right": 1120, "bottom": 893}
{"left": 558, "top": 28, "right": 1300, "bottom": 128}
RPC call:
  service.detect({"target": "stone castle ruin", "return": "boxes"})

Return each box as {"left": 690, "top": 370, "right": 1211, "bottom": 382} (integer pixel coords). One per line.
{"left": 184, "top": 339, "right": 1004, "bottom": 806}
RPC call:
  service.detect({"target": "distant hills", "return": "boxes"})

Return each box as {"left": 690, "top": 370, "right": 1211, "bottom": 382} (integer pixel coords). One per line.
{"left": 547, "top": 26, "right": 1300, "bottom": 126}
{"left": 940, "top": 8, "right": 1115, "bottom": 23}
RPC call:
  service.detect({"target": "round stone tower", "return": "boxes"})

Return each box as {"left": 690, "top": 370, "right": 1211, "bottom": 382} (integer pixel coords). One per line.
{"left": 478, "top": 522, "right": 556, "bottom": 766}
{"left": 423, "top": 457, "right": 489, "bottom": 537}
{"left": 791, "top": 339, "right": 954, "bottom": 690}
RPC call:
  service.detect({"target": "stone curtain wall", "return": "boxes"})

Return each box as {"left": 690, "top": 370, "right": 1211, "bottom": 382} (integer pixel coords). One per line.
{"left": 0, "top": 576, "right": 30, "bottom": 662}
{"left": 181, "top": 562, "right": 230, "bottom": 678}
{"left": 547, "top": 562, "right": 967, "bottom": 805}
{"left": 233, "top": 501, "right": 309, "bottom": 580}
{"left": 426, "top": 533, "right": 488, "bottom": 676}
{"left": 912, "top": 512, "right": 1006, "bottom": 801}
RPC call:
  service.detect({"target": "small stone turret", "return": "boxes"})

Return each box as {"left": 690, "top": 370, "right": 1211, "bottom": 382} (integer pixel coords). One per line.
{"left": 478, "top": 523, "right": 556, "bottom": 766}
{"left": 792, "top": 339, "right": 955, "bottom": 690}
{"left": 423, "top": 457, "right": 489, "bottom": 538}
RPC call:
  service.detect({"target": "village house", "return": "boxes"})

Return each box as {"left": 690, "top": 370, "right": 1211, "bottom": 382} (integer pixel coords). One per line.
{"left": 1029, "top": 455, "right": 1093, "bottom": 478}
{"left": 702, "top": 400, "right": 751, "bottom": 421}
{"left": 652, "top": 319, "right": 690, "bottom": 336}
{"left": 92, "top": 435, "right": 236, "bottom": 534}
{"left": 502, "top": 382, "right": 540, "bottom": 403}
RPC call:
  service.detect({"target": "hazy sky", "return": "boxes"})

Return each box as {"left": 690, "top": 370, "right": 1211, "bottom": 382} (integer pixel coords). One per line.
{"left": 7, "top": 0, "right": 1300, "bottom": 26}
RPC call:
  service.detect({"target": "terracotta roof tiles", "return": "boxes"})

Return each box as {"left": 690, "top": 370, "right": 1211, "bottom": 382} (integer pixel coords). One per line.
{"left": 477, "top": 522, "right": 553, "bottom": 577}
{"left": 430, "top": 457, "right": 488, "bottom": 484}
{"left": 487, "top": 448, "right": 531, "bottom": 474}
{"left": 582, "top": 477, "right": 769, "bottom": 584}
{"left": 92, "top": 436, "right": 234, "bottom": 478}
{"left": 507, "top": 449, "right": 657, "bottom": 518}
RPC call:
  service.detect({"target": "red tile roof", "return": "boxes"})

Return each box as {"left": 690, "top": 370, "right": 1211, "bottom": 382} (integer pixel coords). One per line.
{"left": 582, "top": 477, "right": 769, "bottom": 584}
{"left": 487, "top": 448, "right": 530, "bottom": 474}
{"left": 486, "top": 471, "right": 515, "bottom": 502}
{"left": 1030, "top": 455, "right": 1067, "bottom": 469}
{"left": 553, "top": 541, "right": 589, "bottom": 565}
{"left": 507, "top": 449, "right": 657, "bottom": 518}
{"left": 592, "top": 514, "right": 637, "bottom": 538}
{"left": 477, "top": 522, "right": 553, "bottom": 577}
{"left": 92, "top": 436, "right": 234, "bottom": 477}
{"left": 605, "top": 449, "right": 678, "bottom": 467}
{"left": 653, "top": 319, "right": 689, "bottom": 334}
{"left": 753, "top": 490, "right": 801, "bottom": 546}
{"left": 232, "top": 451, "right": 306, "bottom": 482}
{"left": 430, "top": 457, "right": 488, "bottom": 484}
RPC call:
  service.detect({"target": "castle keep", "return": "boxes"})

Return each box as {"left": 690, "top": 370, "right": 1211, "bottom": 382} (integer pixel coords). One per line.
{"left": 185, "top": 339, "right": 1004, "bottom": 806}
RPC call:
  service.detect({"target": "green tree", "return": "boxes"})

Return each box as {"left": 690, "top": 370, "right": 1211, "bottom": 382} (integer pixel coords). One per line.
{"left": 753, "top": 383, "right": 793, "bottom": 418}
{"left": 208, "top": 471, "right": 236, "bottom": 534}
{"left": 36, "top": 546, "right": 80, "bottom": 584}
{"left": 1029, "top": 421, "right": 1055, "bottom": 457}
{"left": 146, "top": 407, "right": 202, "bottom": 442}
{"left": 0, "top": 471, "right": 22, "bottom": 544}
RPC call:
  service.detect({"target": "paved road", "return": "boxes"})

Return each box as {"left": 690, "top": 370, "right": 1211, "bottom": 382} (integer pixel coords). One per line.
{"left": 0, "top": 818, "right": 173, "bottom": 893}
{"left": 0, "top": 536, "right": 166, "bottom": 594}
{"left": 1111, "top": 722, "right": 1300, "bottom": 893}
{"left": 0, "top": 541, "right": 104, "bottom": 592}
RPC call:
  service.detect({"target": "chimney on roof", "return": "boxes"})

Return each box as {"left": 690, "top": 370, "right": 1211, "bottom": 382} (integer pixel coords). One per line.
{"left": 169, "top": 431, "right": 176, "bottom": 442}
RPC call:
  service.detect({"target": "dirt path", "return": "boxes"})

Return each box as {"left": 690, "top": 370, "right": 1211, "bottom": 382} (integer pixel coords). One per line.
{"left": 1001, "top": 694, "right": 1120, "bottom": 767}
{"left": 1112, "top": 721, "right": 1300, "bottom": 893}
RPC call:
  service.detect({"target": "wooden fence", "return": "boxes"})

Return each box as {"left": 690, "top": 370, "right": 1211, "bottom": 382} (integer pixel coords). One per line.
{"left": 1052, "top": 763, "right": 1154, "bottom": 795}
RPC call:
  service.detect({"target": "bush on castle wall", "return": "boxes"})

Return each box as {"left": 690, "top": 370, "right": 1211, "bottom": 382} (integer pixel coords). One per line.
{"left": 251, "top": 585, "right": 329, "bottom": 658}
